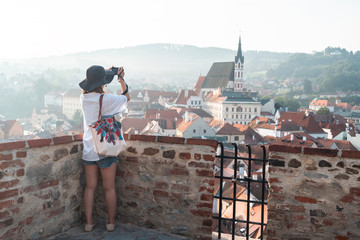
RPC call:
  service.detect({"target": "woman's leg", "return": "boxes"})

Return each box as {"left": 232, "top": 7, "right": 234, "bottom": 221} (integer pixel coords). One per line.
{"left": 84, "top": 164, "right": 99, "bottom": 225}
{"left": 100, "top": 163, "right": 117, "bottom": 224}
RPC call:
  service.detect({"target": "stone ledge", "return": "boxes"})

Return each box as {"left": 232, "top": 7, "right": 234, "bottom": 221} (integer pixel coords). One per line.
{"left": 0, "top": 134, "right": 218, "bottom": 151}
{"left": 269, "top": 144, "right": 301, "bottom": 154}
{"left": 269, "top": 144, "right": 358, "bottom": 158}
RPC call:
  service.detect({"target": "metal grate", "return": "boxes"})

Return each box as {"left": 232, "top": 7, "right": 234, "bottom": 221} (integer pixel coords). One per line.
{"left": 213, "top": 143, "right": 268, "bottom": 240}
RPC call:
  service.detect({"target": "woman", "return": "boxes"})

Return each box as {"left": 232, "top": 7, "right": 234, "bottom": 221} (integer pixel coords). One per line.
{"left": 79, "top": 65, "right": 130, "bottom": 232}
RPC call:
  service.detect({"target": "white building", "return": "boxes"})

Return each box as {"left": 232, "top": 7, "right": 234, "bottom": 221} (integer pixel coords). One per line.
{"left": 44, "top": 91, "right": 63, "bottom": 108}
{"left": 176, "top": 113, "right": 216, "bottom": 138}
{"left": 62, "top": 89, "right": 82, "bottom": 120}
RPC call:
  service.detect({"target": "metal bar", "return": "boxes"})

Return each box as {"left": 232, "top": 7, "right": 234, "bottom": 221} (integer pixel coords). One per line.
{"left": 215, "top": 175, "right": 268, "bottom": 184}
{"left": 218, "top": 142, "right": 224, "bottom": 239}
{"left": 213, "top": 196, "right": 268, "bottom": 205}
{"left": 232, "top": 143, "right": 238, "bottom": 240}
{"left": 260, "top": 145, "right": 266, "bottom": 240}
{"left": 246, "top": 145, "right": 252, "bottom": 240}
{"left": 213, "top": 216, "right": 267, "bottom": 226}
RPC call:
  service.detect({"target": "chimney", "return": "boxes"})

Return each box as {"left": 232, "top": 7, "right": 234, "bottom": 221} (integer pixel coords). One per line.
{"left": 242, "top": 88, "right": 246, "bottom": 96}
{"left": 303, "top": 136, "right": 307, "bottom": 141}
{"left": 248, "top": 89, "right": 251, "bottom": 98}
{"left": 185, "top": 90, "right": 188, "bottom": 98}
{"left": 290, "top": 134, "right": 294, "bottom": 141}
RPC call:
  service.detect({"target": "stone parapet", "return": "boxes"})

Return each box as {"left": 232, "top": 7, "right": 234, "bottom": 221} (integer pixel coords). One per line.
{"left": 94, "top": 134, "right": 216, "bottom": 239}
{"left": 0, "top": 134, "right": 217, "bottom": 240}
{"left": 266, "top": 144, "right": 360, "bottom": 240}
{"left": 0, "top": 135, "right": 84, "bottom": 240}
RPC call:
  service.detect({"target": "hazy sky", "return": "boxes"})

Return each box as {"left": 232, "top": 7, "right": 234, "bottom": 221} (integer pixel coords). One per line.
{"left": 1, "top": 0, "right": 359, "bottom": 58}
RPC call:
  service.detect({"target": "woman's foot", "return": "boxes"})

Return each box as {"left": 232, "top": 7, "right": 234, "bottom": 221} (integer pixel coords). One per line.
{"left": 84, "top": 222, "right": 96, "bottom": 232}
{"left": 106, "top": 221, "right": 115, "bottom": 232}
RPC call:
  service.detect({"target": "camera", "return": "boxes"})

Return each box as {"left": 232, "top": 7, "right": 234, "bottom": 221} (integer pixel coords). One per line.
{"left": 111, "top": 67, "right": 119, "bottom": 75}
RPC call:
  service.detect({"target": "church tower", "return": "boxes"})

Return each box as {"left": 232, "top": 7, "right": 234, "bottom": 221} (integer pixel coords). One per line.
{"left": 234, "top": 36, "right": 245, "bottom": 92}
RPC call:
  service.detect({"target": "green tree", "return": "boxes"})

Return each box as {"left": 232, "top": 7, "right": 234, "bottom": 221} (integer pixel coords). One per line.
{"left": 70, "top": 110, "right": 83, "bottom": 129}
{"left": 316, "top": 107, "right": 330, "bottom": 114}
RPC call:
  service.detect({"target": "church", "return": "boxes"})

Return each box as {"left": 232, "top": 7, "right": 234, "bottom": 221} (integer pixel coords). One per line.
{"left": 195, "top": 37, "right": 263, "bottom": 125}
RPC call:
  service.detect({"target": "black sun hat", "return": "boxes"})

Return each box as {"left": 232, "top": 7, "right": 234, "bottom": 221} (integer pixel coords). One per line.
{"left": 79, "top": 65, "right": 115, "bottom": 91}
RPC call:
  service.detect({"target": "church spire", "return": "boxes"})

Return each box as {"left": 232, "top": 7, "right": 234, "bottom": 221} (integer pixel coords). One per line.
{"left": 235, "top": 36, "right": 244, "bottom": 64}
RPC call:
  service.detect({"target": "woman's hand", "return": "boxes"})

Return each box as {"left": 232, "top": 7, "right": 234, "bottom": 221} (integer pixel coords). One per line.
{"left": 117, "top": 67, "right": 125, "bottom": 79}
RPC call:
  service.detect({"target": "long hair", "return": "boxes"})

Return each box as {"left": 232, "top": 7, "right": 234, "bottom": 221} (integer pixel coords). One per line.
{"left": 82, "top": 86, "right": 105, "bottom": 94}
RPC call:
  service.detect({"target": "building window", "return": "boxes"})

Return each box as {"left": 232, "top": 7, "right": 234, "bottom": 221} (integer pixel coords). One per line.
{"left": 249, "top": 115, "right": 251, "bottom": 119}
{"left": 240, "top": 115, "right": 242, "bottom": 119}
{"left": 193, "top": 129, "right": 196, "bottom": 133}
{"left": 225, "top": 136, "right": 228, "bottom": 141}
{"left": 232, "top": 108, "right": 234, "bottom": 112}
{"left": 204, "top": 130, "right": 206, "bottom": 133}
{"left": 234, "top": 136, "right": 239, "bottom": 141}
{"left": 191, "top": 101, "right": 193, "bottom": 105}
{"left": 254, "top": 108, "right": 257, "bottom": 112}
{"left": 232, "top": 115, "right": 234, "bottom": 119}
{"left": 244, "top": 115, "right": 246, "bottom": 119}
{"left": 249, "top": 108, "right": 251, "bottom": 112}
{"left": 245, "top": 108, "right": 247, "bottom": 112}
{"left": 236, "top": 115, "right": 238, "bottom": 119}
{"left": 226, "top": 108, "right": 229, "bottom": 112}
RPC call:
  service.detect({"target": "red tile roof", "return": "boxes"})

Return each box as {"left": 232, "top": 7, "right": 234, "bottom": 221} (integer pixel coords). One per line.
{"left": 194, "top": 76, "right": 205, "bottom": 95}
{"left": 176, "top": 113, "right": 199, "bottom": 133}
{"left": 317, "top": 139, "right": 357, "bottom": 151}
{"left": 216, "top": 122, "right": 242, "bottom": 135}
{"left": 336, "top": 102, "right": 352, "bottom": 109}
{"left": 233, "top": 124, "right": 264, "bottom": 144}
{"left": 174, "top": 90, "right": 198, "bottom": 105}
{"left": 278, "top": 111, "right": 325, "bottom": 134}
{"left": 121, "top": 118, "right": 150, "bottom": 133}
{"left": 144, "top": 109, "right": 182, "bottom": 121}
{"left": 309, "top": 99, "right": 334, "bottom": 107}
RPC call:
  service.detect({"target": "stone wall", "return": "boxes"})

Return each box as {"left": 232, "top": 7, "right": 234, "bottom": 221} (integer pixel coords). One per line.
{"left": 266, "top": 145, "right": 360, "bottom": 240}
{"left": 94, "top": 135, "right": 217, "bottom": 240}
{"left": 0, "top": 136, "right": 84, "bottom": 240}
{"left": 0, "top": 135, "right": 217, "bottom": 240}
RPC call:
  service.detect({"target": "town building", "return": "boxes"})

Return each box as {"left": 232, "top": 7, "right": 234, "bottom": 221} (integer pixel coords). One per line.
{"left": 202, "top": 89, "right": 261, "bottom": 125}
{"left": 0, "top": 120, "right": 24, "bottom": 140}
{"left": 44, "top": 91, "right": 63, "bottom": 108}
{"left": 62, "top": 89, "right": 82, "bottom": 120}
{"left": 176, "top": 112, "right": 216, "bottom": 138}
{"left": 309, "top": 98, "right": 335, "bottom": 112}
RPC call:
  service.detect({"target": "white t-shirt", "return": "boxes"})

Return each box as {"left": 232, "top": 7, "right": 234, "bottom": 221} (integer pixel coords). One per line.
{"left": 80, "top": 92, "right": 127, "bottom": 161}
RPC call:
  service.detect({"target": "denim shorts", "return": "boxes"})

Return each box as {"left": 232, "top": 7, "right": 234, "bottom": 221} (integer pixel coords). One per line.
{"left": 83, "top": 156, "right": 119, "bottom": 168}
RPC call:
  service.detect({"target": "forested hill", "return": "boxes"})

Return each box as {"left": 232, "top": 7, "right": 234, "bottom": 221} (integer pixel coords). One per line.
{"left": 266, "top": 47, "right": 360, "bottom": 92}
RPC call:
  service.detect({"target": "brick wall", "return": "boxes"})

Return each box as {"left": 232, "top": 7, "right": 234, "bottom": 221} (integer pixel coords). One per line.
{"left": 0, "top": 135, "right": 217, "bottom": 240}
{"left": 266, "top": 145, "right": 360, "bottom": 240}
{"left": 0, "top": 136, "right": 83, "bottom": 240}
{"left": 94, "top": 135, "right": 217, "bottom": 240}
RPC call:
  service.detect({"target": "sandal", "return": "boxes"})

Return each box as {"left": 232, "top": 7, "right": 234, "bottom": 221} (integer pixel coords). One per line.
{"left": 85, "top": 223, "right": 96, "bottom": 232}
{"left": 106, "top": 222, "right": 115, "bottom": 232}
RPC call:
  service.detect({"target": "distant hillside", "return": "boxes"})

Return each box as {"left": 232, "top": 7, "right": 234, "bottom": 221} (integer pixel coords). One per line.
{"left": 0, "top": 44, "right": 293, "bottom": 88}
{"left": 266, "top": 47, "right": 360, "bottom": 92}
